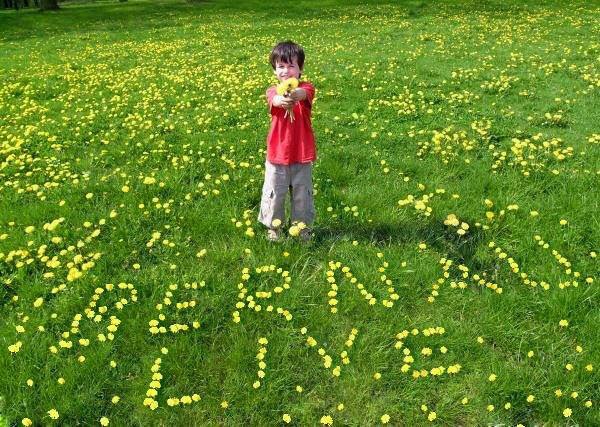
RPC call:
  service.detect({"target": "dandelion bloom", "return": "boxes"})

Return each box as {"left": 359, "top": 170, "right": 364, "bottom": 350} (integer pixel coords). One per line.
{"left": 276, "top": 77, "right": 299, "bottom": 95}
{"left": 320, "top": 415, "right": 334, "bottom": 425}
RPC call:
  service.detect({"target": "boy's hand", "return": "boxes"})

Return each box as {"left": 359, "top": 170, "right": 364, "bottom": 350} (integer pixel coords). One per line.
{"left": 289, "top": 88, "right": 306, "bottom": 102}
{"left": 274, "top": 94, "right": 295, "bottom": 109}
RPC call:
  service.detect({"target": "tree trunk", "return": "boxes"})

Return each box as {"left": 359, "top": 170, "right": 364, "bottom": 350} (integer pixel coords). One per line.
{"left": 39, "top": 0, "right": 58, "bottom": 10}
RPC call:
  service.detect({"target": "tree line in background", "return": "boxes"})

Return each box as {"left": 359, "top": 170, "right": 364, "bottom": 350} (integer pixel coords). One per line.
{"left": 3, "top": 0, "right": 127, "bottom": 11}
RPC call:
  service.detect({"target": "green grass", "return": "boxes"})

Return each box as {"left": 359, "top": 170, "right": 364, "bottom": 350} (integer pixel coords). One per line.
{"left": 0, "top": 0, "right": 599, "bottom": 425}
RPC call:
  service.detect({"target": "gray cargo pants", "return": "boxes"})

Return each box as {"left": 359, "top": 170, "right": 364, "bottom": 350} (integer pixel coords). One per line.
{"left": 258, "top": 160, "right": 315, "bottom": 228}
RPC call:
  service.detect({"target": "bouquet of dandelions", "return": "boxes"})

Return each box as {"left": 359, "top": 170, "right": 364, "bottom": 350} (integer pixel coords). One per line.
{"left": 276, "top": 77, "right": 299, "bottom": 122}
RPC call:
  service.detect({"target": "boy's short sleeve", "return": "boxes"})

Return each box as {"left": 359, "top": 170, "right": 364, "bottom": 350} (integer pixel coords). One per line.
{"left": 300, "top": 82, "right": 315, "bottom": 109}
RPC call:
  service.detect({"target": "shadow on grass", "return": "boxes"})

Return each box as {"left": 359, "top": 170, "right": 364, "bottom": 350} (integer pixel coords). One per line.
{"left": 312, "top": 216, "right": 488, "bottom": 267}
{"left": 2, "top": 0, "right": 596, "bottom": 42}
{"left": 0, "top": 0, "right": 213, "bottom": 39}
{"left": 3, "top": 0, "right": 527, "bottom": 41}
{"left": 0, "top": 0, "right": 405, "bottom": 40}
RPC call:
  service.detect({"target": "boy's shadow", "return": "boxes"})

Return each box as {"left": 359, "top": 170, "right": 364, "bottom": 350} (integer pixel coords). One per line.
{"left": 312, "top": 218, "right": 487, "bottom": 267}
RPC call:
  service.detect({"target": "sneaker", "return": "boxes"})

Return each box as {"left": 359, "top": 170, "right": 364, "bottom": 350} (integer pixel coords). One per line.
{"left": 299, "top": 227, "right": 313, "bottom": 242}
{"left": 267, "top": 228, "right": 282, "bottom": 242}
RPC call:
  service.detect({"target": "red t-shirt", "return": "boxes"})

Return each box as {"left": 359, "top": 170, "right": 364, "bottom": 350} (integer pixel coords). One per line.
{"left": 266, "top": 81, "right": 316, "bottom": 165}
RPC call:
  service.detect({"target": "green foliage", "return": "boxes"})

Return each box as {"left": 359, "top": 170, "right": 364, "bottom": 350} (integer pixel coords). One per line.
{"left": 0, "top": 0, "right": 598, "bottom": 425}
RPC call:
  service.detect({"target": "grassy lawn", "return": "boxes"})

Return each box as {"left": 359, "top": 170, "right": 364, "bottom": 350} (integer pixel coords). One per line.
{"left": 0, "top": 0, "right": 598, "bottom": 425}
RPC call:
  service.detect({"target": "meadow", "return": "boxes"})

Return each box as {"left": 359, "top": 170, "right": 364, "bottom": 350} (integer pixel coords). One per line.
{"left": 0, "top": 0, "right": 598, "bottom": 425}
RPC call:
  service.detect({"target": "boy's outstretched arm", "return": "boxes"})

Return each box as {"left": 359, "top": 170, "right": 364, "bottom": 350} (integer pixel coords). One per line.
{"left": 289, "top": 88, "right": 307, "bottom": 102}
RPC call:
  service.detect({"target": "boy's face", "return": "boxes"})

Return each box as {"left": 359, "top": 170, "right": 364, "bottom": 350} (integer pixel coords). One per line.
{"left": 274, "top": 57, "right": 302, "bottom": 81}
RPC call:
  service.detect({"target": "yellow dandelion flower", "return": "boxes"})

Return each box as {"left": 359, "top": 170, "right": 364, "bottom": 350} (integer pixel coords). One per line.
{"left": 8, "top": 341, "right": 23, "bottom": 353}
{"left": 320, "top": 415, "right": 333, "bottom": 425}
{"left": 196, "top": 248, "right": 208, "bottom": 258}
{"left": 276, "top": 77, "right": 299, "bottom": 95}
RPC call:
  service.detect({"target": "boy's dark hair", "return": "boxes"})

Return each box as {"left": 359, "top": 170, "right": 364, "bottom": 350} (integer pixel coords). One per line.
{"left": 269, "top": 40, "right": 305, "bottom": 71}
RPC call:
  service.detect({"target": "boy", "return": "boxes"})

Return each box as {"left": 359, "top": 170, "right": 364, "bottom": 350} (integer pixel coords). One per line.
{"left": 258, "top": 40, "right": 316, "bottom": 242}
